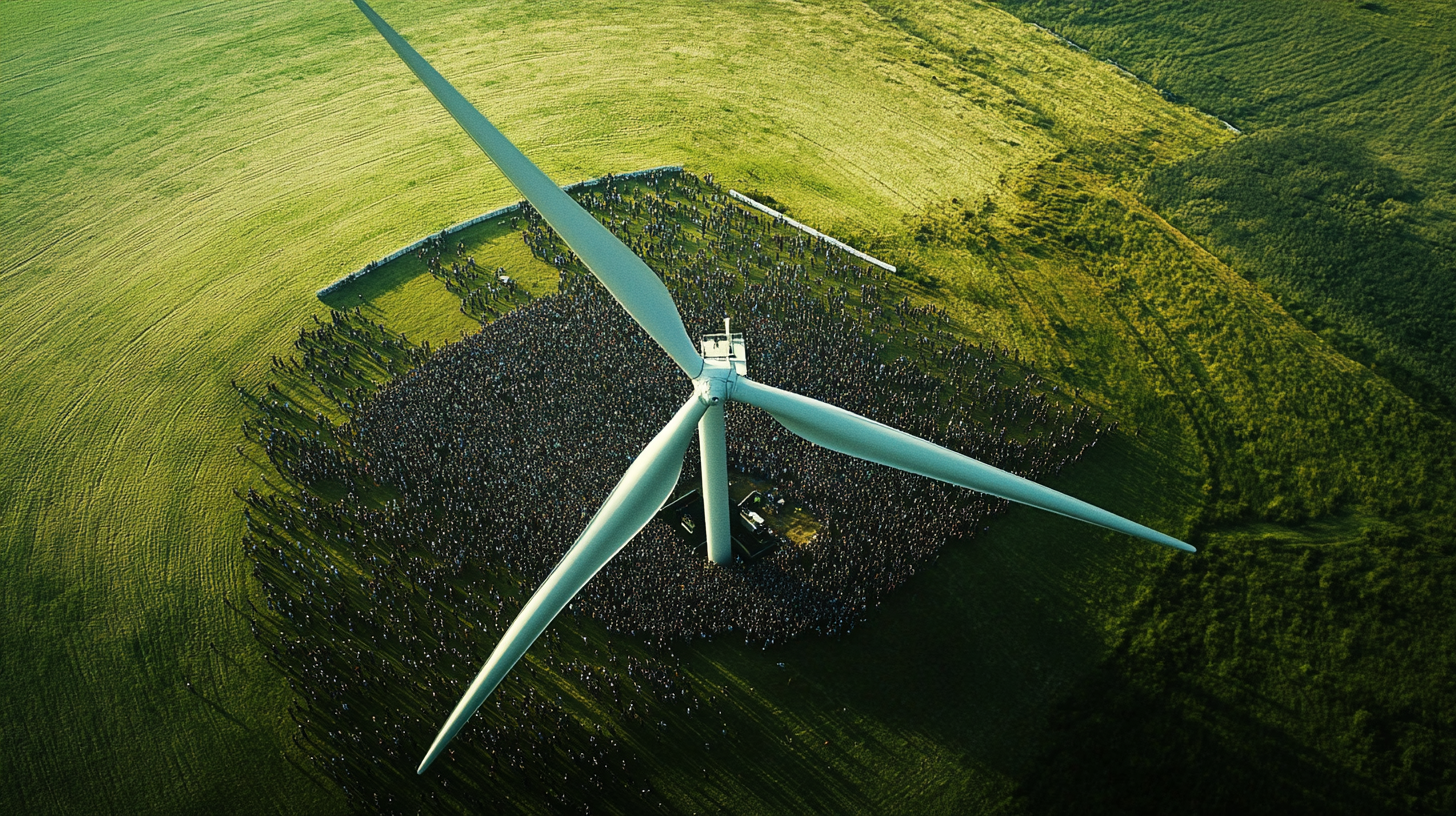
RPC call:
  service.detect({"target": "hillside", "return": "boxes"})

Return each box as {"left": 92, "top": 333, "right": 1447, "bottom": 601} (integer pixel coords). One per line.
{"left": 1, "top": 0, "right": 1452, "bottom": 814}
{"left": 984, "top": 1, "right": 1456, "bottom": 810}
{"left": 995, "top": 0, "right": 1456, "bottom": 409}
{"left": 0, "top": 0, "right": 1219, "bottom": 811}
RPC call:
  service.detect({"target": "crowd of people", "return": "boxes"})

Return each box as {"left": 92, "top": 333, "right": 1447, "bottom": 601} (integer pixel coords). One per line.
{"left": 240, "top": 440, "right": 702, "bottom": 814}
{"left": 348, "top": 171, "right": 1110, "bottom": 644}
{"left": 239, "top": 169, "right": 1114, "bottom": 812}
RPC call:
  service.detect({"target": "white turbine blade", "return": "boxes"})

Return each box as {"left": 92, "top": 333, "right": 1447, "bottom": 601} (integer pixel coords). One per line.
{"left": 417, "top": 393, "right": 709, "bottom": 773}
{"left": 352, "top": 0, "right": 705, "bottom": 378}
{"left": 732, "top": 378, "right": 1194, "bottom": 553}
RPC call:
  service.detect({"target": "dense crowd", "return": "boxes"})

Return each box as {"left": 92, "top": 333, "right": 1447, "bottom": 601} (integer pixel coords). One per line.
{"left": 239, "top": 170, "right": 1111, "bottom": 812}
{"left": 241, "top": 399, "right": 701, "bottom": 814}
{"left": 347, "top": 171, "right": 1109, "bottom": 644}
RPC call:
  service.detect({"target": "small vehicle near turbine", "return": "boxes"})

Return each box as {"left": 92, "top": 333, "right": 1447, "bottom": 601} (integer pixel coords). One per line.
{"left": 350, "top": 0, "right": 1194, "bottom": 774}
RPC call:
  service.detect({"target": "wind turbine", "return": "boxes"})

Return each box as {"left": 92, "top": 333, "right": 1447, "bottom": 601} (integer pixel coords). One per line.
{"left": 350, "top": 0, "right": 1194, "bottom": 775}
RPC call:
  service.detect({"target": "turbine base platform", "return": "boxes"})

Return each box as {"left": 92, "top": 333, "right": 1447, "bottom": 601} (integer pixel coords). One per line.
{"left": 659, "top": 488, "right": 779, "bottom": 561}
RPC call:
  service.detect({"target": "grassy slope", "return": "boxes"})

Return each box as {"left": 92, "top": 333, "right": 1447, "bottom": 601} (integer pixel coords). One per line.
{"left": 968, "top": 2, "right": 1456, "bottom": 810}
{"left": 992, "top": 0, "right": 1456, "bottom": 407}
{"left": 993, "top": 0, "right": 1456, "bottom": 196}
{"left": 0, "top": 1, "right": 1224, "bottom": 813}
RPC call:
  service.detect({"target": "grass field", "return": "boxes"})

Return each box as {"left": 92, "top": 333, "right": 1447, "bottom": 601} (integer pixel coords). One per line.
{"left": 2, "top": 0, "right": 1452, "bottom": 813}
{"left": 995, "top": 0, "right": 1456, "bottom": 407}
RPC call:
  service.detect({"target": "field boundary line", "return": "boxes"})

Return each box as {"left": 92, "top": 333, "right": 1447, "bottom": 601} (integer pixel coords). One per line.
{"left": 1026, "top": 22, "right": 1242, "bottom": 135}
{"left": 727, "top": 189, "right": 896, "bottom": 273}
{"left": 317, "top": 165, "right": 684, "bottom": 297}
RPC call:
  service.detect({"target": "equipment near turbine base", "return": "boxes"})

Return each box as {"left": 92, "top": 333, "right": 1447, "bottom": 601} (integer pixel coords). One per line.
{"left": 350, "top": 0, "right": 1194, "bottom": 775}
{"left": 659, "top": 489, "right": 781, "bottom": 561}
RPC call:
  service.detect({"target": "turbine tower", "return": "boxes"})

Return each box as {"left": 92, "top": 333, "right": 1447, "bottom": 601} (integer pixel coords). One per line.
{"left": 697, "top": 316, "right": 745, "bottom": 564}
{"left": 350, "top": 0, "right": 1194, "bottom": 775}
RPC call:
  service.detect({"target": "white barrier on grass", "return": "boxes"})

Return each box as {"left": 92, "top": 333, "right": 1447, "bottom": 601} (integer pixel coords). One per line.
{"left": 727, "top": 189, "right": 896, "bottom": 274}
{"left": 317, "top": 165, "right": 684, "bottom": 297}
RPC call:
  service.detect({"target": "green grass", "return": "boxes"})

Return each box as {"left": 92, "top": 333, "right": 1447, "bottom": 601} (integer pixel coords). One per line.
{"left": 993, "top": 0, "right": 1456, "bottom": 407}
{"left": 3, "top": 0, "right": 1453, "bottom": 813}
{"left": 993, "top": 0, "right": 1456, "bottom": 199}
{"left": 1008, "top": 517, "right": 1456, "bottom": 815}
{"left": 318, "top": 213, "right": 561, "bottom": 344}
{"left": 936, "top": 156, "right": 1456, "bottom": 813}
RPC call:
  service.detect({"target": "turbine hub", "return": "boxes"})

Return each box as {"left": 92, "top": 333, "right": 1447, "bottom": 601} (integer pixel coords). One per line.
{"left": 694, "top": 361, "right": 737, "bottom": 404}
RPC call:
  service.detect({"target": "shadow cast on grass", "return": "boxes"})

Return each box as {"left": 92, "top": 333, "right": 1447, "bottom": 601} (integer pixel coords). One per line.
{"left": 1006, "top": 668, "right": 1389, "bottom": 816}
{"left": 758, "top": 432, "right": 1193, "bottom": 779}
{"left": 318, "top": 257, "right": 430, "bottom": 312}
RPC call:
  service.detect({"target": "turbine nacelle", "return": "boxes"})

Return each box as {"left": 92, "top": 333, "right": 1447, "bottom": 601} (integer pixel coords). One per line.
{"left": 699, "top": 317, "right": 748, "bottom": 376}
{"left": 694, "top": 362, "right": 740, "bottom": 404}
{"left": 695, "top": 317, "right": 746, "bottom": 402}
